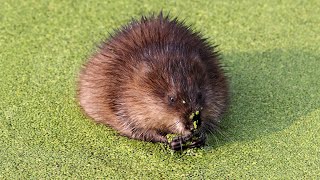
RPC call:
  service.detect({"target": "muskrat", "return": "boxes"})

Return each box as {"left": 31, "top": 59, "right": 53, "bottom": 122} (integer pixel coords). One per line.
{"left": 77, "top": 13, "right": 228, "bottom": 150}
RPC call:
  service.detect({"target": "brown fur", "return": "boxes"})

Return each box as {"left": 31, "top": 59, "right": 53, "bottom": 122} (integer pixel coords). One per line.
{"left": 77, "top": 13, "right": 228, "bottom": 148}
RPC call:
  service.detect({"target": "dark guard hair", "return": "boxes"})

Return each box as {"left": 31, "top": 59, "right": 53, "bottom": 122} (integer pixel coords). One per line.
{"left": 77, "top": 12, "right": 229, "bottom": 150}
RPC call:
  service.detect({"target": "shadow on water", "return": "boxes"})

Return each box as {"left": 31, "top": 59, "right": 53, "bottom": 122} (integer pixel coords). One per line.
{"left": 207, "top": 49, "right": 320, "bottom": 148}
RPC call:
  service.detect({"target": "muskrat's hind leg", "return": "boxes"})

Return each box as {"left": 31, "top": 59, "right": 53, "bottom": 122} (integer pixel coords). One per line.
{"left": 143, "top": 130, "right": 168, "bottom": 143}
{"left": 120, "top": 129, "right": 168, "bottom": 144}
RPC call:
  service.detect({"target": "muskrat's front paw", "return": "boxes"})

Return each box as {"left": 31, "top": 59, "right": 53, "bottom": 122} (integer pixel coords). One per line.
{"left": 169, "top": 138, "right": 182, "bottom": 150}
{"left": 188, "top": 132, "right": 206, "bottom": 148}
{"left": 169, "top": 132, "right": 206, "bottom": 150}
{"left": 169, "top": 134, "right": 193, "bottom": 151}
{"left": 169, "top": 136, "right": 186, "bottom": 151}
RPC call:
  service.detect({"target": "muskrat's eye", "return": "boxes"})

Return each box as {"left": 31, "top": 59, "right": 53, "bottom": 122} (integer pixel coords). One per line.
{"left": 168, "top": 96, "right": 175, "bottom": 104}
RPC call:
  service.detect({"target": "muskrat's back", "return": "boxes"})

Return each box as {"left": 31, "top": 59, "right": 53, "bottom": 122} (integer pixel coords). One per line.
{"left": 77, "top": 13, "right": 228, "bottom": 150}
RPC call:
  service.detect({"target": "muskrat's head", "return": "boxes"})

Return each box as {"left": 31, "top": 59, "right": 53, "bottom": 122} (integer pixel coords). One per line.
{"left": 129, "top": 50, "right": 209, "bottom": 136}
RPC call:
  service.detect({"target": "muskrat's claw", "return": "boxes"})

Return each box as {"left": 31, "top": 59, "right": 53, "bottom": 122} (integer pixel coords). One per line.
{"left": 169, "top": 137, "right": 186, "bottom": 151}
{"left": 187, "top": 132, "right": 206, "bottom": 149}
{"left": 169, "top": 131, "right": 206, "bottom": 151}
{"left": 169, "top": 134, "right": 193, "bottom": 151}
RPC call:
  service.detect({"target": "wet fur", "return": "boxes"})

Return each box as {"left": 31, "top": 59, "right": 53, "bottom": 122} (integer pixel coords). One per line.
{"left": 77, "top": 13, "right": 229, "bottom": 149}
